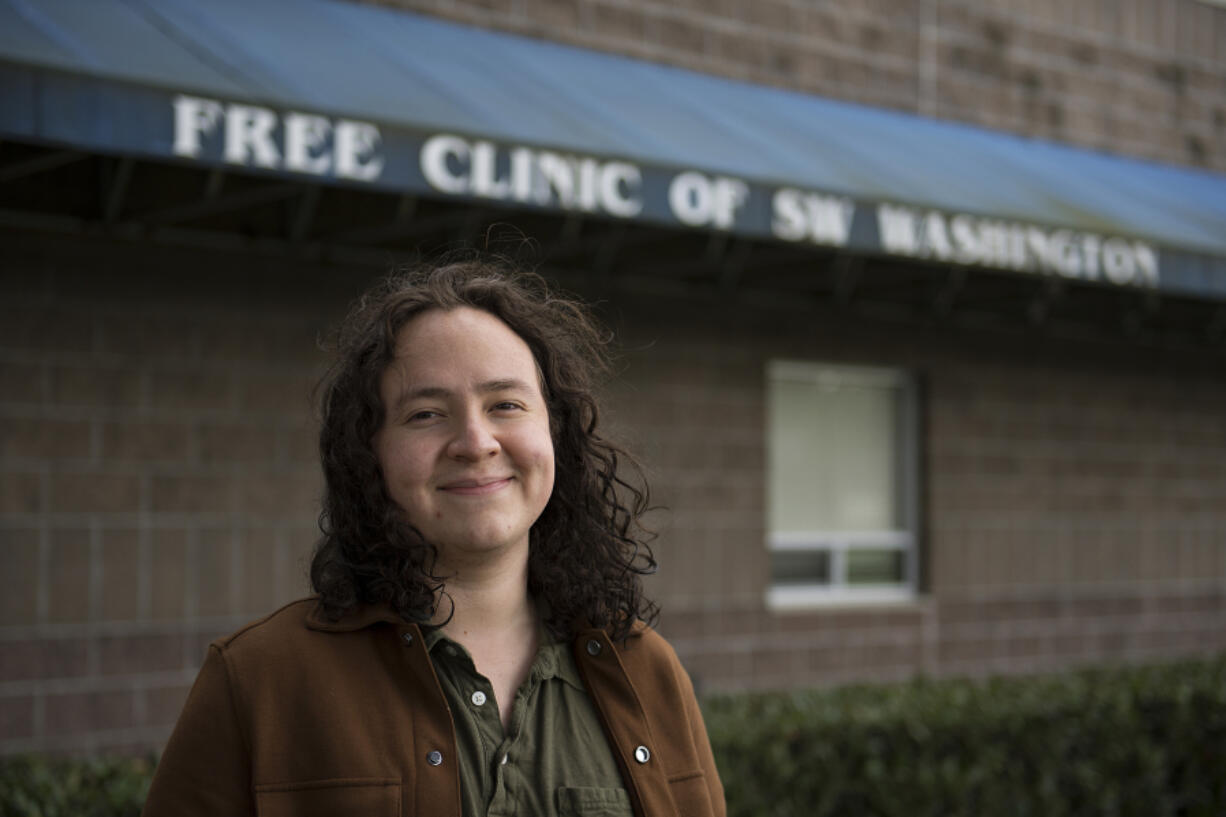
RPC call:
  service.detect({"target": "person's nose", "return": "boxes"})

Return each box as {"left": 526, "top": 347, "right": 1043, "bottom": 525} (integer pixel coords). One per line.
{"left": 446, "top": 409, "right": 500, "bottom": 461}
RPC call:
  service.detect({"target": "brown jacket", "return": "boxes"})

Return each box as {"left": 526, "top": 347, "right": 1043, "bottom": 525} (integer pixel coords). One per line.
{"left": 143, "top": 598, "right": 724, "bottom": 817}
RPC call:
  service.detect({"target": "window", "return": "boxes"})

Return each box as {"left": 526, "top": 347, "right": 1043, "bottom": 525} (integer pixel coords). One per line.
{"left": 766, "top": 361, "right": 919, "bottom": 607}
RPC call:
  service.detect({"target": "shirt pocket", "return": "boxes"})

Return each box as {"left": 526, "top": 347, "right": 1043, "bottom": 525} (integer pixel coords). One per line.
{"left": 555, "top": 786, "right": 634, "bottom": 817}
{"left": 254, "top": 777, "right": 400, "bottom": 817}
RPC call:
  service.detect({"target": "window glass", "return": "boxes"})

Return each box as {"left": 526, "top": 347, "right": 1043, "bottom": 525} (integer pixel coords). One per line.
{"left": 769, "top": 550, "right": 831, "bottom": 585}
{"left": 768, "top": 370, "right": 897, "bottom": 532}
{"left": 766, "top": 361, "right": 917, "bottom": 605}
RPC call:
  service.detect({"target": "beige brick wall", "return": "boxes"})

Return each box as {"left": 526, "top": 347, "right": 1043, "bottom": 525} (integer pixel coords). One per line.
{"left": 0, "top": 233, "right": 355, "bottom": 752}
{"left": 352, "top": 0, "right": 1226, "bottom": 171}
{"left": 605, "top": 291, "right": 1226, "bottom": 691}
{"left": 4, "top": 231, "right": 1226, "bottom": 750}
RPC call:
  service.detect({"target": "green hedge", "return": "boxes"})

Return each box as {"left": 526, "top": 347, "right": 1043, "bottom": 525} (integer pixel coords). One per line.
{"left": 704, "top": 654, "right": 1226, "bottom": 817}
{"left": 3, "top": 655, "right": 1224, "bottom": 816}
{"left": 0, "top": 755, "right": 153, "bottom": 817}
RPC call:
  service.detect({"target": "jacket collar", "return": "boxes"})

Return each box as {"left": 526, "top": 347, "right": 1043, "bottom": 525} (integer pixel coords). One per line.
{"left": 304, "top": 597, "right": 648, "bottom": 641}
{"left": 304, "top": 598, "right": 405, "bottom": 632}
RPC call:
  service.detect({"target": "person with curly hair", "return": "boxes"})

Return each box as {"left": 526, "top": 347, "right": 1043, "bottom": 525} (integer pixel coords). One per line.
{"left": 143, "top": 257, "right": 725, "bottom": 817}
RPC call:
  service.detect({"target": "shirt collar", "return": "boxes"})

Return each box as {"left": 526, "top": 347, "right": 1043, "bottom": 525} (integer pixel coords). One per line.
{"left": 426, "top": 622, "right": 587, "bottom": 692}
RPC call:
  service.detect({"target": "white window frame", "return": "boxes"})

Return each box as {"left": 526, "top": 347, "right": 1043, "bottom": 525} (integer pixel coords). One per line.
{"left": 765, "top": 361, "right": 920, "bottom": 609}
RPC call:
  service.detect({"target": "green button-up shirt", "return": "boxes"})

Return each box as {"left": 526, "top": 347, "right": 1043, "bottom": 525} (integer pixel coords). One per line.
{"left": 426, "top": 628, "right": 632, "bottom": 817}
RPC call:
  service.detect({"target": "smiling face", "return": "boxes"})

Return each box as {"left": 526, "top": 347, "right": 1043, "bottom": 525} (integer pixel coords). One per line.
{"left": 373, "top": 307, "right": 556, "bottom": 568}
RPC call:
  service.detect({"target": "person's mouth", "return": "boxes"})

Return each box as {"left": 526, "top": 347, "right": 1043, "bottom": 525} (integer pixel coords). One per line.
{"left": 438, "top": 476, "right": 513, "bottom": 496}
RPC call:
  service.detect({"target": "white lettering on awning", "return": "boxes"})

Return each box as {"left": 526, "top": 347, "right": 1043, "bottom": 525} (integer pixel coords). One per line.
{"left": 771, "top": 189, "right": 854, "bottom": 246}
{"left": 419, "top": 133, "right": 643, "bottom": 218}
{"left": 168, "top": 97, "right": 1164, "bottom": 290}
{"left": 876, "top": 203, "right": 1159, "bottom": 286}
{"left": 667, "top": 172, "right": 748, "bottom": 230}
{"left": 171, "top": 94, "right": 384, "bottom": 181}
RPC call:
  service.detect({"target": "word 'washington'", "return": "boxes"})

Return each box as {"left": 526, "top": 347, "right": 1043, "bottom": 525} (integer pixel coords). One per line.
{"left": 877, "top": 205, "right": 1157, "bottom": 286}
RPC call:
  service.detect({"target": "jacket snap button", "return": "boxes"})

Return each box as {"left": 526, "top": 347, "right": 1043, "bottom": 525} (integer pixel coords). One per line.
{"left": 401, "top": 632, "right": 414, "bottom": 646}
{"left": 471, "top": 690, "right": 487, "bottom": 706}
{"left": 634, "top": 745, "right": 650, "bottom": 764}
{"left": 427, "top": 750, "right": 443, "bottom": 766}
{"left": 586, "top": 639, "right": 602, "bottom": 656}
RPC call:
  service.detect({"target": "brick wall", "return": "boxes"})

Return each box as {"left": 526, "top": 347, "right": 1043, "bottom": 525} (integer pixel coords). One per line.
{"left": 0, "top": 233, "right": 366, "bottom": 753}
{"left": 4, "top": 231, "right": 1226, "bottom": 751}
{"left": 604, "top": 292, "right": 1226, "bottom": 692}
{"left": 353, "top": 0, "right": 1226, "bottom": 171}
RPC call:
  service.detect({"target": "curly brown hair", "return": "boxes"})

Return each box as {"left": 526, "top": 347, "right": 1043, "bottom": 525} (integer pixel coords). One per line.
{"left": 309, "top": 256, "right": 658, "bottom": 641}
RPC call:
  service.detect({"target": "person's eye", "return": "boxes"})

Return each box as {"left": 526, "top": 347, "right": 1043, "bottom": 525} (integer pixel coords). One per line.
{"left": 492, "top": 401, "right": 524, "bottom": 412}
{"left": 407, "top": 409, "right": 441, "bottom": 422}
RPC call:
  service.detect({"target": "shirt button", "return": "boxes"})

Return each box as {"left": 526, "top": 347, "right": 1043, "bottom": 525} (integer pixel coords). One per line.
{"left": 445, "top": 645, "right": 458, "bottom": 657}
{"left": 586, "top": 639, "right": 602, "bottom": 656}
{"left": 500, "top": 754, "right": 508, "bottom": 766}
{"left": 401, "top": 632, "right": 414, "bottom": 646}
{"left": 427, "top": 750, "right": 443, "bottom": 766}
{"left": 471, "top": 690, "right": 487, "bottom": 706}
{"left": 634, "top": 745, "right": 650, "bottom": 764}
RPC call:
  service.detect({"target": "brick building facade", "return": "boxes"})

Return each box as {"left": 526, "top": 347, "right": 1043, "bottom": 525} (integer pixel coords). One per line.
{"left": 1, "top": 0, "right": 1225, "bottom": 754}
{"left": 359, "top": 0, "right": 1226, "bottom": 172}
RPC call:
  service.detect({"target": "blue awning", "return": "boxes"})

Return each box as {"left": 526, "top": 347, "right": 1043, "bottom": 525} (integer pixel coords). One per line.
{"left": 2, "top": 0, "right": 1225, "bottom": 299}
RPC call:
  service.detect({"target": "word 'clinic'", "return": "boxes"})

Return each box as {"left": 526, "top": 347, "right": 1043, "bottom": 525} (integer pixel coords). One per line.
{"left": 172, "top": 95, "right": 384, "bottom": 181}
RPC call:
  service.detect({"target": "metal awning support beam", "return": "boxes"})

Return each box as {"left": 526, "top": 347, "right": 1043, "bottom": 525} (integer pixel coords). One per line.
{"left": 559, "top": 212, "right": 584, "bottom": 244}
{"left": 102, "top": 157, "right": 134, "bottom": 223}
{"left": 592, "top": 223, "right": 626, "bottom": 277}
{"left": 203, "top": 169, "right": 225, "bottom": 200}
{"left": 0, "top": 150, "right": 87, "bottom": 183}
{"left": 703, "top": 232, "right": 729, "bottom": 266}
{"left": 290, "top": 186, "right": 320, "bottom": 241}
{"left": 719, "top": 239, "right": 753, "bottom": 292}
{"left": 1120, "top": 288, "right": 1162, "bottom": 337}
{"left": 136, "top": 182, "right": 304, "bottom": 226}
{"left": 833, "top": 255, "right": 861, "bottom": 308}
{"left": 1207, "top": 307, "right": 1226, "bottom": 343}
{"left": 1026, "top": 277, "right": 1064, "bottom": 326}
{"left": 932, "top": 269, "right": 966, "bottom": 318}
{"left": 321, "top": 194, "right": 418, "bottom": 245}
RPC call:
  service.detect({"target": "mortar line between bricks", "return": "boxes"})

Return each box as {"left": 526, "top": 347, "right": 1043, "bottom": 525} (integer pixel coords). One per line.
{"left": 663, "top": 606, "right": 1226, "bottom": 652}
{"left": 718, "top": 664, "right": 922, "bottom": 694}
{"left": 138, "top": 517, "right": 153, "bottom": 621}
{"left": 0, "top": 347, "right": 323, "bottom": 377}
{"left": 670, "top": 628, "right": 927, "bottom": 656}
{"left": 0, "top": 403, "right": 314, "bottom": 425}
{"left": 937, "top": 578, "right": 1226, "bottom": 602}
{"left": 942, "top": 613, "right": 1226, "bottom": 641}
{"left": 924, "top": 58, "right": 1216, "bottom": 130}
{"left": 0, "top": 724, "right": 174, "bottom": 755}
{"left": 939, "top": 0, "right": 1226, "bottom": 72}
{"left": 938, "top": 641, "right": 1220, "bottom": 677}
{"left": 0, "top": 669, "right": 202, "bottom": 698}
{"left": 88, "top": 519, "right": 102, "bottom": 624}
{"left": 31, "top": 688, "right": 45, "bottom": 742}
{"left": 931, "top": 22, "right": 1225, "bottom": 88}
{"left": 0, "top": 513, "right": 322, "bottom": 529}
{"left": 185, "top": 527, "right": 200, "bottom": 622}
{"left": 35, "top": 519, "right": 49, "bottom": 625}
{"left": 0, "top": 614, "right": 253, "bottom": 640}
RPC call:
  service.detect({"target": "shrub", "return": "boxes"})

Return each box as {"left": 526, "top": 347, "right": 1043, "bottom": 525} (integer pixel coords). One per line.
{"left": 3, "top": 655, "right": 1224, "bottom": 816}
{"left": 0, "top": 754, "right": 153, "bottom": 817}
{"left": 703, "top": 654, "right": 1226, "bottom": 817}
